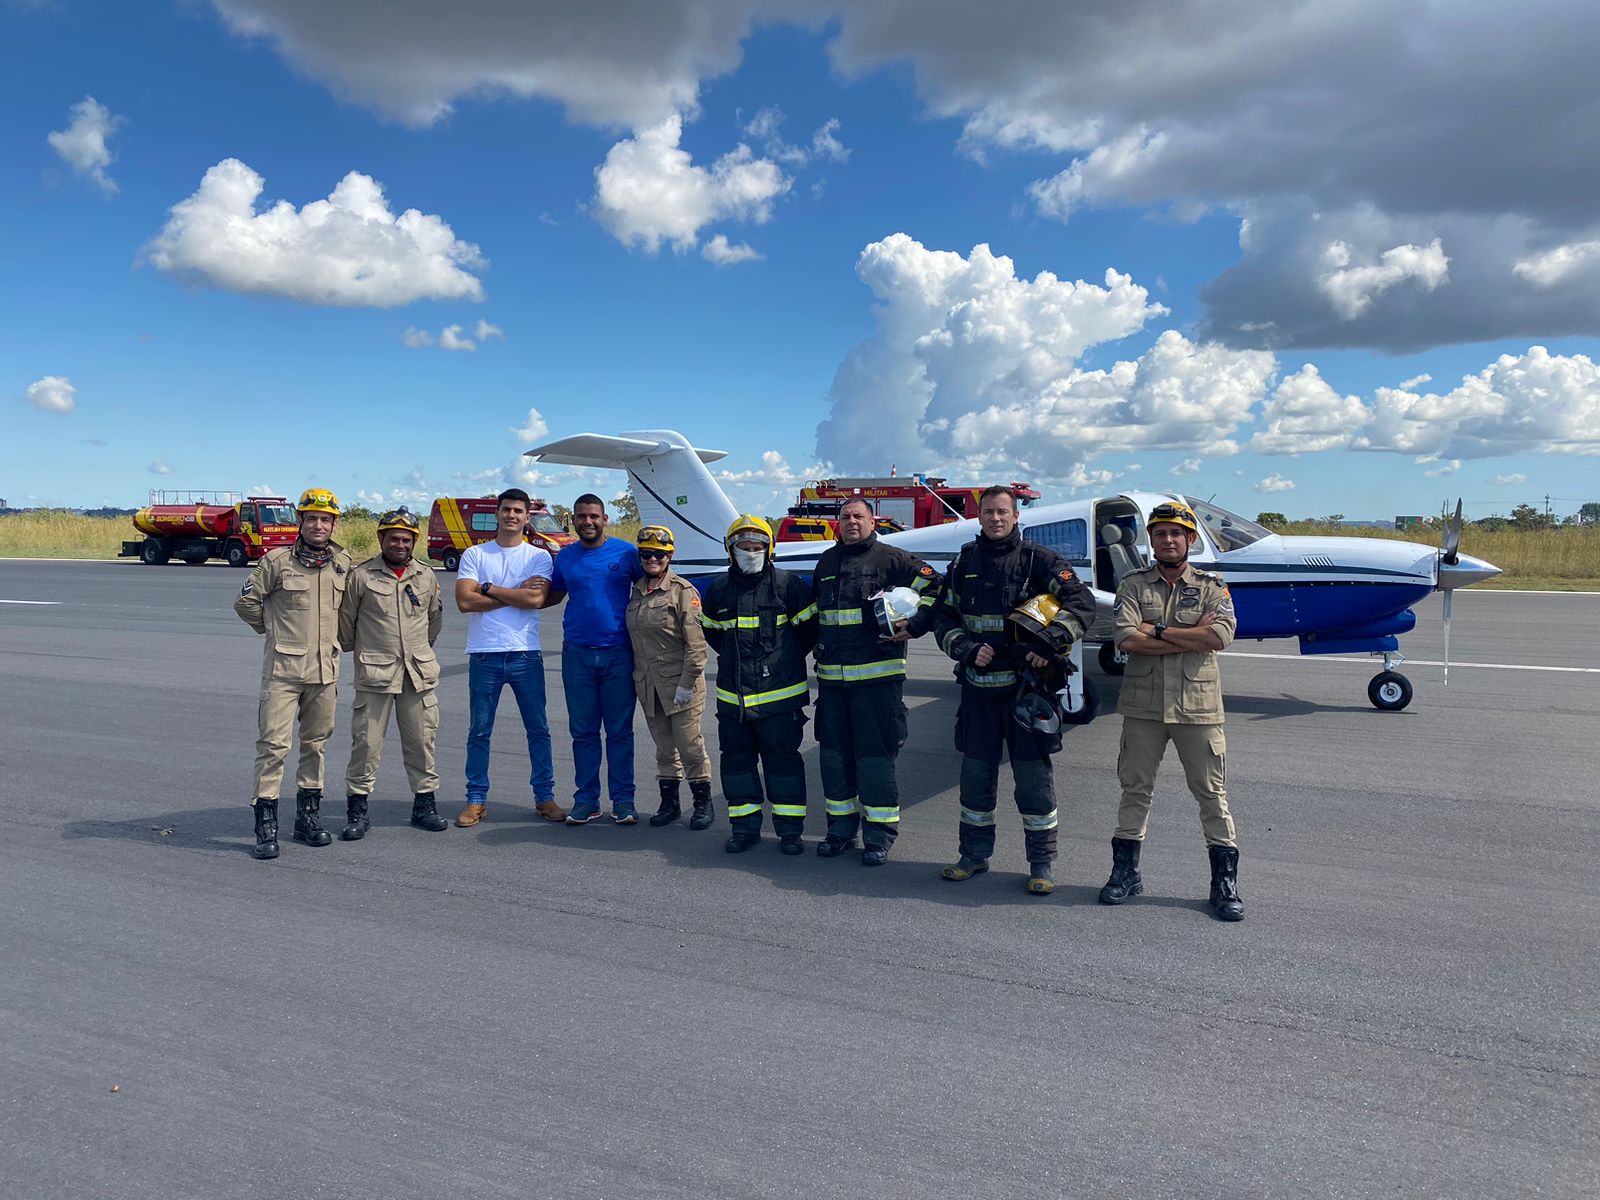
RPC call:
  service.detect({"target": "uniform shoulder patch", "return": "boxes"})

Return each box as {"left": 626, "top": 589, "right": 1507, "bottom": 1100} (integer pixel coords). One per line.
{"left": 919, "top": 564, "right": 935, "bottom": 577}
{"left": 240, "top": 579, "right": 254, "bottom": 596}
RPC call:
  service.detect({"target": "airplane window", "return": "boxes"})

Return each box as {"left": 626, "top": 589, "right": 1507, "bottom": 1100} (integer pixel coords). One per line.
{"left": 1025, "top": 518, "right": 1089, "bottom": 564}
{"left": 1182, "top": 497, "right": 1272, "bottom": 551}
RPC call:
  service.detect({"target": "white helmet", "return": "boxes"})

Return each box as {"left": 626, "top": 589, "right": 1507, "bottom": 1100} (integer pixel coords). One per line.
{"left": 869, "top": 586, "right": 922, "bottom": 639}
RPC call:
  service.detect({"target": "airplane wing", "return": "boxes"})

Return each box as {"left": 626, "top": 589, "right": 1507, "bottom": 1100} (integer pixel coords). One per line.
{"left": 526, "top": 433, "right": 728, "bottom": 468}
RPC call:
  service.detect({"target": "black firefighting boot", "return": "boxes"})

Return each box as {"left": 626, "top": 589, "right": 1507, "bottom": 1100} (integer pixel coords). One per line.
{"left": 1208, "top": 844, "right": 1244, "bottom": 922}
{"left": 1025, "top": 862, "right": 1055, "bottom": 895}
{"left": 410, "top": 792, "right": 448, "bottom": 832}
{"left": 687, "top": 779, "right": 714, "bottom": 831}
{"left": 340, "top": 795, "right": 370, "bottom": 841}
{"left": 650, "top": 778, "right": 682, "bottom": 827}
{"left": 293, "top": 788, "right": 332, "bottom": 847}
{"left": 1098, "top": 837, "right": 1144, "bottom": 905}
{"left": 252, "top": 799, "right": 280, "bottom": 860}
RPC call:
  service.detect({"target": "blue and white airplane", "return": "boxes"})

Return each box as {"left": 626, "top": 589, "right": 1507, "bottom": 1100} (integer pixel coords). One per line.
{"left": 526, "top": 429, "right": 1501, "bottom": 714}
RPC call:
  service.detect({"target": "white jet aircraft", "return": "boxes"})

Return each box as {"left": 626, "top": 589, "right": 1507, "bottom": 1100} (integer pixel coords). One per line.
{"left": 526, "top": 429, "right": 1501, "bottom": 715}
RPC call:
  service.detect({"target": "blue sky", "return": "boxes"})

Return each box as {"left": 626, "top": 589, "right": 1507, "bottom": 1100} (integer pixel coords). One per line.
{"left": 5, "top": 1, "right": 1598, "bottom": 521}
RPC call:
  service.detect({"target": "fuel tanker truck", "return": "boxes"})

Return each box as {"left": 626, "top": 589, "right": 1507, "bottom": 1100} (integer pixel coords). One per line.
{"left": 119, "top": 492, "right": 299, "bottom": 566}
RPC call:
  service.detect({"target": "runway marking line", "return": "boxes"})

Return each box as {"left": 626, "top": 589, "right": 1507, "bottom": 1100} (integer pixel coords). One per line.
{"left": 0, "top": 599, "right": 63, "bottom": 605}
{"left": 1221, "top": 650, "right": 1600, "bottom": 675}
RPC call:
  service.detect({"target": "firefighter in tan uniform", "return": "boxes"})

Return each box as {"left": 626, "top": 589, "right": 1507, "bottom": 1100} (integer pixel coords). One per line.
{"left": 337, "top": 508, "right": 448, "bottom": 840}
{"left": 233, "top": 487, "right": 353, "bottom": 860}
{"left": 623, "top": 526, "right": 713, "bottom": 828}
{"left": 1100, "top": 501, "right": 1245, "bottom": 920}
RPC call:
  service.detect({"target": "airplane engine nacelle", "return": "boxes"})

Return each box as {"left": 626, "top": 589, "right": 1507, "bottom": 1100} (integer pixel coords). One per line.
{"left": 1297, "top": 608, "right": 1417, "bottom": 656}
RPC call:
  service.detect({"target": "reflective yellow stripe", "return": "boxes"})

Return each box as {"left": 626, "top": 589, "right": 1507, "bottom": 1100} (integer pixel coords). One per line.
{"left": 825, "top": 796, "right": 860, "bottom": 816}
{"left": 963, "top": 614, "right": 1005, "bottom": 632}
{"left": 701, "top": 615, "right": 734, "bottom": 630}
{"left": 771, "top": 804, "right": 807, "bottom": 817}
{"left": 939, "top": 629, "right": 965, "bottom": 655}
{"left": 716, "top": 680, "right": 808, "bottom": 708}
{"left": 965, "top": 670, "right": 1017, "bottom": 688}
{"left": 1022, "top": 812, "right": 1059, "bottom": 831}
{"left": 816, "top": 659, "right": 906, "bottom": 683}
{"left": 819, "top": 608, "right": 864, "bottom": 625}
{"left": 704, "top": 612, "right": 802, "bottom": 629}
{"left": 862, "top": 805, "right": 899, "bottom": 823}
{"left": 794, "top": 603, "right": 817, "bottom": 623}
{"left": 960, "top": 808, "right": 997, "bottom": 826}
{"left": 727, "top": 803, "right": 761, "bottom": 818}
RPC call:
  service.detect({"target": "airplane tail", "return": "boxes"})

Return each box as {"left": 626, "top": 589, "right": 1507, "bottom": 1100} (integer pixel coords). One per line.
{"left": 524, "top": 430, "right": 739, "bottom": 569}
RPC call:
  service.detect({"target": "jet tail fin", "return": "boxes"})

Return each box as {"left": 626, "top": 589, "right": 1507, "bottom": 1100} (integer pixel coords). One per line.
{"left": 525, "top": 430, "right": 739, "bottom": 567}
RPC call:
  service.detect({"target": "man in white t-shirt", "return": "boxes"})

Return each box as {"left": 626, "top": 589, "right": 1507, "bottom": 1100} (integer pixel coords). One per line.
{"left": 453, "top": 488, "right": 567, "bottom": 828}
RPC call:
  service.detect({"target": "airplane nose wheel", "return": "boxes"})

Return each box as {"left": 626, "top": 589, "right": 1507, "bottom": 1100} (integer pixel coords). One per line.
{"left": 1368, "top": 670, "right": 1414, "bottom": 711}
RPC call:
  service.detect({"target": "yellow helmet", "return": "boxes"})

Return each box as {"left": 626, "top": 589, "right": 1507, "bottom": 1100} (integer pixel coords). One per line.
{"left": 297, "top": 487, "right": 341, "bottom": 517}
{"left": 636, "top": 525, "right": 675, "bottom": 553}
{"left": 1147, "top": 500, "right": 1200, "bottom": 539}
{"left": 725, "top": 513, "right": 774, "bottom": 558}
{"left": 376, "top": 507, "right": 420, "bottom": 535}
{"left": 1008, "top": 593, "right": 1061, "bottom": 643}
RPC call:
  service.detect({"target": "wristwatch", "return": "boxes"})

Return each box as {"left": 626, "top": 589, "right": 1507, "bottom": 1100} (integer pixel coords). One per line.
{"left": 479, "top": 580, "right": 493, "bottom": 596}
{"left": 1152, "top": 622, "right": 1168, "bottom": 641}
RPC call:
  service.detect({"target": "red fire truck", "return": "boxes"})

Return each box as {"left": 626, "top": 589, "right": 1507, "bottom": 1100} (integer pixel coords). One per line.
{"left": 427, "top": 497, "right": 575, "bottom": 570}
{"left": 774, "top": 475, "right": 1041, "bottom": 542}
{"left": 120, "top": 491, "right": 299, "bottom": 566}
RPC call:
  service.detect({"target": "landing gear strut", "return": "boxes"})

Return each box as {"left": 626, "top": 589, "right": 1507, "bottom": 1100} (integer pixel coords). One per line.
{"left": 1367, "top": 651, "right": 1414, "bottom": 712}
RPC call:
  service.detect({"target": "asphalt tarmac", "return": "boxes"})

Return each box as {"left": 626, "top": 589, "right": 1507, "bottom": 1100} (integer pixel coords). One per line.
{"left": 2, "top": 559, "right": 1596, "bottom": 1199}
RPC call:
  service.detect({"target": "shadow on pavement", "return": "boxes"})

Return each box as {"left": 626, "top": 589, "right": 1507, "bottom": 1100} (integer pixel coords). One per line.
{"left": 61, "top": 795, "right": 435, "bottom": 858}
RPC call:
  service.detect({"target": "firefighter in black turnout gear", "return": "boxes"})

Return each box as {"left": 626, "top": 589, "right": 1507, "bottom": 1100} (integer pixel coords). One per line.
{"left": 699, "top": 515, "right": 818, "bottom": 854}
{"left": 811, "top": 497, "right": 939, "bottom": 866}
{"left": 931, "top": 485, "right": 1096, "bottom": 894}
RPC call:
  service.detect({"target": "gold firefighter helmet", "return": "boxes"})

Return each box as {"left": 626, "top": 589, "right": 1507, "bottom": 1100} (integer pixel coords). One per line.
{"left": 296, "top": 487, "right": 341, "bottom": 517}
{"left": 1008, "top": 593, "right": 1061, "bottom": 644}
{"left": 636, "top": 525, "right": 675, "bottom": 553}
{"left": 725, "top": 513, "right": 774, "bottom": 559}
{"left": 376, "top": 507, "right": 421, "bottom": 535}
{"left": 1147, "top": 500, "right": 1200, "bottom": 539}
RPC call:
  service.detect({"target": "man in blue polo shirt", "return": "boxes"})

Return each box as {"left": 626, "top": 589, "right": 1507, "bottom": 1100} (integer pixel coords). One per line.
{"left": 549, "top": 493, "right": 644, "bottom": 824}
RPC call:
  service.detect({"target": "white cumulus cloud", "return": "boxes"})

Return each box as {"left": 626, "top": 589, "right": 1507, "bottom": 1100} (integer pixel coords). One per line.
{"left": 474, "top": 319, "right": 504, "bottom": 342}
{"left": 702, "top": 234, "right": 762, "bottom": 266}
{"left": 1490, "top": 473, "right": 1526, "bottom": 485}
{"left": 510, "top": 406, "right": 550, "bottom": 444}
{"left": 1513, "top": 239, "right": 1600, "bottom": 287}
{"left": 1249, "top": 364, "right": 1366, "bottom": 454}
{"left": 1254, "top": 473, "right": 1295, "bottom": 493}
{"left": 1317, "top": 238, "right": 1450, "bottom": 320}
{"left": 25, "top": 375, "right": 77, "bottom": 413}
{"left": 145, "top": 159, "right": 486, "bottom": 307}
{"left": 592, "top": 112, "right": 788, "bottom": 253}
{"left": 1170, "top": 457, "right": 1201, "bottom": 477}
{"left": 816, "top": 234, "right": 1281, "bottom": 485}
{"left": 47, "top": 96, "right": 123, "bottom": 193}
{"left": 148, "top": 460, "right": 176, "bottom": 475}
{"left": 1357, "top": 346, "right": 1600, "bottom": 459}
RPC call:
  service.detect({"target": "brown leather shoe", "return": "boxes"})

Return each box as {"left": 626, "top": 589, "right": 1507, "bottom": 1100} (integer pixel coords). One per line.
{"left": 535, "top": 799, "right": 568, "bottom": 823}
{"left": 456, "top": 802, "right": 487, "bottom": 828}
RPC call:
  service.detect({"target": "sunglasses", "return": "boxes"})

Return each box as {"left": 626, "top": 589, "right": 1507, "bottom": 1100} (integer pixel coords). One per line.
{"left": 638, "top": 549, "right": 670, "bottom": 560}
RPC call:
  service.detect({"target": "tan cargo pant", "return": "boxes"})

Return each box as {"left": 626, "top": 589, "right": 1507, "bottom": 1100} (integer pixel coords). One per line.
{"left": 1115, "top": 717, "right": 1236, "bottom": 847}
{"left": 253, "top": 679, "right": 337, "bottom": 799}
{"left": 346, "top": 683, "right": 441, "bottom": 796}
{"left": 642, "top": 698, "right": 711, "bottom": 782}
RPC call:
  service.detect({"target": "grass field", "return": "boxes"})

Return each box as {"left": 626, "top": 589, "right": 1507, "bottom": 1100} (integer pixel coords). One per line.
{"left": 1, "top": 511, "right": 1595, "bottom": 588}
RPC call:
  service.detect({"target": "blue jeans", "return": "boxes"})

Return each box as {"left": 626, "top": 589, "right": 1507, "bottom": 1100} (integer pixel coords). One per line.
{"left": 466, "top": 652, "right": 555, "bottom": 804}
{"left": 561, "top": 643, "right": 636, "bottom": 810}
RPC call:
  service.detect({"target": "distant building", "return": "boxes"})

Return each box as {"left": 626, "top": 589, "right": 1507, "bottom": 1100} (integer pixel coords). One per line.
{"left": 1394, "top": 515, "right": 1427, "bottom": 530}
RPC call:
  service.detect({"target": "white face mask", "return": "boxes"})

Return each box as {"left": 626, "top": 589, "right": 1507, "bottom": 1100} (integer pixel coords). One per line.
{"left": 733, "top": 547, "right": 767, "bottom": 573}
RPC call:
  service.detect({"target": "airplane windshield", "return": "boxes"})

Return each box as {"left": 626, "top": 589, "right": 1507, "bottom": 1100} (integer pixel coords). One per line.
{"left": 258, "top": 504, "right": 295, "bottom": 525}
{"left": 1182, "top": 497, "right": 1273, "bottom": 552}
{"left": 529, "top": 512, "right": 566, "bottom": 534}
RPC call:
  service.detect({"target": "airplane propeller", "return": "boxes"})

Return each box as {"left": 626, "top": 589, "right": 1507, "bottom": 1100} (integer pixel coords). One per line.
{"left": 1438, "top": 498, "right": 1464, "bottom": 683}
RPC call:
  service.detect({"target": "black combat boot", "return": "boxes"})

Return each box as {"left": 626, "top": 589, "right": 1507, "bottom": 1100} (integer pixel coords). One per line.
{"left": 687, "top": 780, "right": 714, "bottom": 831}
{"left": 816, "top": 835, "right": 856, "bottom": 858}
{"left": 410, "top": 792, "right": 448, "bottom": 832}
{"left": 293, "top": 788, "right": 332, "bottom": 847}
{"left": 1208, "top": 844, "right": 1244, "bottom": 922}
{"left": 861, "top": 844, "right": 889, "bottom": 867}
{"left": 650, "top": 778, "right": 682, "bottom": 827}
{"left": 252, "top": 798, "right": 280, "bottom": 860}
{"left": 725, "top": 829, "right": 760, "bottom": 853}
{"left": 340, "top": 795, "right": 370, "bottom": 841}
{"left": 779, "top": 835, "right": 804, "bottom": 855}
{"left": 1098, "top": 837, "right": 1144, "bottom": 905}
